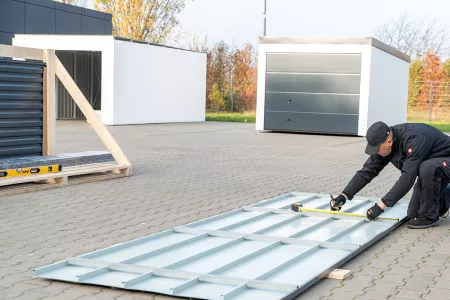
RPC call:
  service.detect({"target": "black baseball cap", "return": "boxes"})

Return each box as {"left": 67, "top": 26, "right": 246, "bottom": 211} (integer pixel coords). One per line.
{"left": 365, "top": 121, "right": 391, "bottom": 155}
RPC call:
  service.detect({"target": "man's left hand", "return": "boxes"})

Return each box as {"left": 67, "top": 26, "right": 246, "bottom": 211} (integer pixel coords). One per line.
{"left": 367, "top": 203, "right": 384, "bottom": 220}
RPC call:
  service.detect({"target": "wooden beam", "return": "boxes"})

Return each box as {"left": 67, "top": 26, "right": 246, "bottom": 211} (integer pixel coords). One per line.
{"left": 326, "top": 269, "right": 352, "bottom": 280}
{"left": 0, "top": 44, "right": 43, "bottom": 61}
{"left": 54, "top": 57, "right": 132, "bottom": 168}
{"left": 42, "top": 50, "right": 56, "bottom": 156}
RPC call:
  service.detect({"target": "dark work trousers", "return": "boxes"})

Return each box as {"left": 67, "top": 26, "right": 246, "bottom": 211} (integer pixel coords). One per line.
{"left": 407, "top": 157, "right": 450, "bottom": 220}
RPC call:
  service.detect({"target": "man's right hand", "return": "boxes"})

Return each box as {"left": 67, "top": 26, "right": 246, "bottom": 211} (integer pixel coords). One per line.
{"left": 330, "top": 194, "right": 347, "bottom": 211}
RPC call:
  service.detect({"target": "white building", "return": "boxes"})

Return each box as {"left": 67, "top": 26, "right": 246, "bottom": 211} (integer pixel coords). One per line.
{"left": 13, "top": 35, "right": 207, "bottom": 126}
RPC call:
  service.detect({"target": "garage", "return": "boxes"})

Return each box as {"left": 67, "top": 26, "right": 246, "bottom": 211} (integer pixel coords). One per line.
{"left": 256, "top": 37, "right": 411, "bottom": 136}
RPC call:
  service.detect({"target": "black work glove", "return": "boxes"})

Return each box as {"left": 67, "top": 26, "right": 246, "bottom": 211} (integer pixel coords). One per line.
{"left": 330, "top": 194, "right": 346, "bottom": 211}
{"left": 367, "top": 203, "right": 384, "bottom": 220}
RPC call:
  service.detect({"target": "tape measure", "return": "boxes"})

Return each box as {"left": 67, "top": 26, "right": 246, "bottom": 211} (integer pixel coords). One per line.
{"left": 0, "top": 164, "right": 62, "bottom": 178}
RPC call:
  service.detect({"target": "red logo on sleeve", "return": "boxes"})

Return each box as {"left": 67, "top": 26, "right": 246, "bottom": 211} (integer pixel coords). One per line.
{"left": 444, "top": 161, "right": 447, "bottom": 167}
{"left": 408, "top": 148, "right": 413, "bottom": 155}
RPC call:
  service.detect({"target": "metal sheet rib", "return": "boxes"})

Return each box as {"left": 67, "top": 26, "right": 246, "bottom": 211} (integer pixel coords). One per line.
{"left": 79, "top": 230, "right": 175, "bottom": 259}
{"left": 122, "top": 272, "right": 153, "bottom": 288}
{"left": 326, "top": 220, "right": 367, "bottom": 242}
{"left": 287, "top": 217, "right": 335, "bottom": 238}
{"left": 208, "top": 241, "right": 281, "bottom": 275}
{"left": 119, "top": 233, "right": 209, "bottom": 264}
{"left": 173, "top": 226, "right": 359, "bottom": 250}
{"left": 342, "top": 199, "right": 373, "bottom": 212}
{"left": 251, "top": 215, "right": 303, "bottom": 234}
{"left": 171, "top": 277, "right": 199, "bottom": 294}
{"left": 77, "top": 267, "right": 110, "bottom": 282}
{"left": 163, "top": 237, "right": 244, "bottom": 269}
{"left": 243, "top": 206, "right": 298, "bottom": 215}
{"left": 221, "top": 284, "right": 247, "bottom": 300}
{"left": 67, "top": 258, "right": 299, "bottom": 291}
{"left": 255, "top": 245, "right": 320, "bottom": 280}
{"left": 218, "top": 212, "right": 272, "bottom": 231}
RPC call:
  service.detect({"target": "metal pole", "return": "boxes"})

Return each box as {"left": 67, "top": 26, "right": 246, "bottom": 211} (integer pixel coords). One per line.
{"left": 263, "top": 0, "right": 267, "bottom": 36}
{"left": 428, "top": 83, "right": 433, "bottom": 122}
{"left": 230, "top": 38, "right": 234, "bottom": 112}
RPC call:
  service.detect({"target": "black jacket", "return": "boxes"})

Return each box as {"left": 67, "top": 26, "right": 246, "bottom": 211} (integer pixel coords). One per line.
{"left": 343, "top": 123, "right": 450, "bottom": 207}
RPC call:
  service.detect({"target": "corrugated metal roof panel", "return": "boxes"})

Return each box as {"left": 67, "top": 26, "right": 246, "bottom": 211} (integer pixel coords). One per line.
{"left": 34, "top": 192, "right": 408, "bottom": 299}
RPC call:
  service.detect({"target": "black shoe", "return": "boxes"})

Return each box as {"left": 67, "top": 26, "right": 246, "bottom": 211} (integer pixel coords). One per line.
{"left": 407, "top": 216, "right": 441, "bottom": 229}
{"left": 439, "top": 185, "right": 450, "bottom": 218}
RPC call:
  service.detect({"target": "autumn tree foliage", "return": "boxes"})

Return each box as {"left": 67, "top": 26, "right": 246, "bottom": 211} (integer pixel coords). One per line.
{"left": 232, "top": 43, "right": 258, "bottom": 111}
{"left": 418, "top": 52, "right": 445, "bottom": 109}
{"left": 54, "top": 0, "right": 87, "bottom": 6}
{"left": 93, "top": 0, "right": 189, "bottom": 44}
{"left": 203, "top": 40, "right": 258, "bottom": 112}
{"left": 408, "top": 51, "right": 450, "bottom": 117}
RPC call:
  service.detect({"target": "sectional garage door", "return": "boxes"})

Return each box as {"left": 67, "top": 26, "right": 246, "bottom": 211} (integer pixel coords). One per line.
{"left": 0, "top": 59, "right": 44, "bottom": 158}
{"left": 264, "top": 53, "right": 361, "bottom": 135}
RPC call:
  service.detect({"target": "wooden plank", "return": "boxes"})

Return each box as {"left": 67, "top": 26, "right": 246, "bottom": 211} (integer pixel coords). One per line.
{"left": 0, "top": 172, "right": 126, "bottom": 197}
{"left": 68, "top": 172, "right": 127, "bottom": 185}
{"left": 63, "top": 163, "right": 129, "bottom": 174}
{"left": 0, "top": 163, "right": 128, "bottom": 186}
{"left": 0, "top": 44, "right": 43, "bottom": 61}
{"left": 42, "top": 50, "right": 56, "bottom": 156}
{"left": 326, "top": 269, "right": 352, "bottom": 280}
{"left": 54, "top": 57, "right": 131, "bottom": 168}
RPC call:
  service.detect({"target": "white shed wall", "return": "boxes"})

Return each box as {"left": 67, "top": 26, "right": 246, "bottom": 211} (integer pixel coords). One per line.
{"left": 366, "top": 46, "right": 409, "bottom": 129}
{"left": 112, "top": 39, "right": 207, "bottom": 125}
{"left": 12, "top": 35, "right": 207, "bottom": 125}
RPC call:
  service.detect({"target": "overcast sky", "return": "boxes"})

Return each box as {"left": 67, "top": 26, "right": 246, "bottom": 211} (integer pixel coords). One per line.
{"left": 87, "top": 0, "right": 450, "bottom": 48}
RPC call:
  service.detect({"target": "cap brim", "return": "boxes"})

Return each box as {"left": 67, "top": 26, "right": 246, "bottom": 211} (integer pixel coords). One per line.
{"left": 365, "top": 144, "right": 379, "bottom": 155}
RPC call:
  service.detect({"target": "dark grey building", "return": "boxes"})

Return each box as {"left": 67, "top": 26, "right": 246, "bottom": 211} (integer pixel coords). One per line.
{"left": 0, "top": 0, "right": 112, "bottom": 45}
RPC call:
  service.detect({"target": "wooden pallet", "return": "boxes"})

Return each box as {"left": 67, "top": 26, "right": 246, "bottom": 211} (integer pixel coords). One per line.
{"left": 0, "top": 163, "right": 131, "bottom": 196}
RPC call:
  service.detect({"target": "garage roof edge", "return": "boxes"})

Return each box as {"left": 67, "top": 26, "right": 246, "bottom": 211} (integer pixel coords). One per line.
{"left": 258, "top": 36, "right": 411, "bottom": 63}
{"left": 113, "top": 36, "right": 204, "bottom": 54}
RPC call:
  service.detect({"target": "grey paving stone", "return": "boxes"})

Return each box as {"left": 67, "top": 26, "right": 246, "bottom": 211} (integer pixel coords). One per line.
{"left": 423, "top": 288, "right": 450, "bottom": 300}
{"left": 394, "top": 288, "right": 430, "bottom": 299}
{"left": 430, "top": 278, "right": 450, "bottom": 290}
{"left": 116, "top": 293, "right": 157, "bottom": 300}
{"left": 10, "top": 290, "right": 49, "bottom": 300}
{"left": 295, "top": 278, "right": 342, "bottom": 299}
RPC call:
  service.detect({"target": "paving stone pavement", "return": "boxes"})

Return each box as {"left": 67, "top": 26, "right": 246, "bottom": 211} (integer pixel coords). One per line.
{"left": 1, "top": 120, "right": 449, "bottom": 300}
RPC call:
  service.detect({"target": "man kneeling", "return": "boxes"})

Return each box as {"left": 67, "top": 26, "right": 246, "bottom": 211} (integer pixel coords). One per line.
{"left": 330, "top": 121, "right": 450, "bottom": 229}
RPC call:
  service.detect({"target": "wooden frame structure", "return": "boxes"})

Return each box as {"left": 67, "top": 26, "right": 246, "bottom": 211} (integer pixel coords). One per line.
{"left": 0, "top": 45, "right": 132, "bottom": 192}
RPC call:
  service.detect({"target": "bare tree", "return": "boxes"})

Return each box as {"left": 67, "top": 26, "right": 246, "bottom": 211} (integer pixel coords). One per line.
{"left": 54, "top": 0, "right": 88, "bottom": 7}
{"left": 375, "top": 12, "right": 449, "bottom": 58}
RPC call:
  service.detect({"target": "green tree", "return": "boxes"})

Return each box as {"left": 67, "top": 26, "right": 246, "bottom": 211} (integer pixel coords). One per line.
{"left": 208, "top": 40, "right": 230, "bottom": 98}
{"left": 208, "top": 83, "right": 225, "bottom": 112}
{"left": 408, "top": 59, "right": 423, "bottom": 108}
{"left": 442, "top": 59, "right": 450, "bottom": 107}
